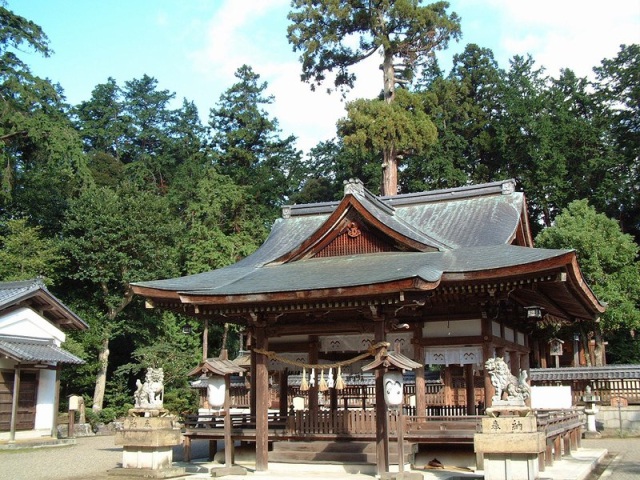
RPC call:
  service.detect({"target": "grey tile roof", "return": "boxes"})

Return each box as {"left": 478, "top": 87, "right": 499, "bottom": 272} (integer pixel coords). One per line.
{"left": 0, "top": 279, "right": 88, "bottom": 330}
{"left": 0, "top": 335, "right": 84, "bottom": 364}
{"left": 157, "top": 245, "right": 569, "bottom": 296}
{"left": 530, "top": 365, "right": 640, "bottom": 381}
{"left": 134, "top": 180, "right": 535, "bottom": 294}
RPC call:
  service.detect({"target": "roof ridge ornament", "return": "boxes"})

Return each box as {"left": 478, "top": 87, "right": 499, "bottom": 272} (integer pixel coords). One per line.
{"left": 501, "top": 180, "right": 516, "bottom": 195}
{"left": 343, "top": 178, "right": 365, "bottom": 197}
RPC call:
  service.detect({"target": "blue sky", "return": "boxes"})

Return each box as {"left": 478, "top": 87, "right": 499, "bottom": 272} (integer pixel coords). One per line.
{"left": 10, "top": 0, "right": 640, "bottom": 154}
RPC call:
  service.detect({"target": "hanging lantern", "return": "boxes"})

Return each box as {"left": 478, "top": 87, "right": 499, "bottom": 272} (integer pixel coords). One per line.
{"left": 206, "top": 376, "right": 226, "bottom": 409}
{"left": 383, "top": 371, "right": 404, "bottom": 407}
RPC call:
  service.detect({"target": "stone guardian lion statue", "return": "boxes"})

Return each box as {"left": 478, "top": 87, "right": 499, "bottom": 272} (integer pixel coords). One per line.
{"left": 484, "top": 357, "right": 530, "bottom": 403}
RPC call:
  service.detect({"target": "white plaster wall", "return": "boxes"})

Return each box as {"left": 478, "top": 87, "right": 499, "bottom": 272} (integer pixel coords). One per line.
{"left": 0, "top": 358, "right": 16, "bottom": 369}
{"left": 0, "top": 307, "right": 65, "bottom": 344}
{"left": 423, "top": 319, "right": 481, "bottom": 337}
{"left": 504, "top": 327, "right": 514, "bottom": 342}
{"left": 34, "top": 369, "right": 56, "bottom": 430}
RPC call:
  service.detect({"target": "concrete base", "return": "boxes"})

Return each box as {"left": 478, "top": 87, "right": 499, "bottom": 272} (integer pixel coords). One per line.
{"left": 583, "top": 430, "right": 602, "bottom": 439}
{"left": 210, "top": 465, "right": 248, "bottom": 477}
{"left": 122, "top": 446, "right": 174, "bottom": 469}
{"left": 108, "top": 466, "right": 185, "bottom": 478}
{"left": 484, "top": 453, "right": 539, "bottom": 480}
{"left": 379, "top": 472, "right": 423, "bottom": 480}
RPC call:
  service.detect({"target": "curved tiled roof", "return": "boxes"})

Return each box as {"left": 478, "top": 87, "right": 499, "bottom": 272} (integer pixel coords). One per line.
{"left": 0, "top": 335, "right": 84, "bottom": 364}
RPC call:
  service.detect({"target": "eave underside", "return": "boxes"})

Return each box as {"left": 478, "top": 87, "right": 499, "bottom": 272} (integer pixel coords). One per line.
{"left": 141, "top": 266, "right": 599, "bottom": 335}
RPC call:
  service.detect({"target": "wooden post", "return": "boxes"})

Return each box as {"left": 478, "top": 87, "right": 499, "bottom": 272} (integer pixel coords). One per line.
{"left": 202, "top": 317, "right": 209, "bottom": 360}
{"left": 481, "top": 317, "right": 494, "bottom": 409}
{"left": 52, "top": 366, "right": 61, "bottom": 438}
{"left": 374, "top": 318, "right": 389, "bottom": 475}
{"left": 308, "top": 336, "right": 319, "bottom": 415}
{"left": 465, "top": 364, "right": 475, "bottom": 415}
{"left": 413, "top": 332, "right": 426, "bottom": 417}
{"left": 9, "top": 366, "right": 20, "bottom": 442}
{"left": 223, "top": 373, "right": 234, "bottom": 466}
{"left": 255, "top": 323, "right": 269, "bottom": 471}
{"left": 397, "top": 406, "right": 405, "bottom": 474}
{"left": 279, "top": 369, "right": 289, "bottom": 417}
{"left": 249, "top": 330, "right": 256, "bottom": 417}
{"left": 443, "top": 366, "right": 452, "bottom": 405}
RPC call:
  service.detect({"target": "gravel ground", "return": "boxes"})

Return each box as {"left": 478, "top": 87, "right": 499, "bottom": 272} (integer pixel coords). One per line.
{"left": 0, "top": 435, "right": 208, "bottom": 480}
{"left": 582, "top": 435, "right": 640, "bottom": 480}
{"left": 1, "top": 433, "right": 639, "bottom": 480}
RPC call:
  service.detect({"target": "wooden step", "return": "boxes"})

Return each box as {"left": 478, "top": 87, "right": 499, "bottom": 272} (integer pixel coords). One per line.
{"left": 270, "top": 440, "right": 415, "bottom": 465}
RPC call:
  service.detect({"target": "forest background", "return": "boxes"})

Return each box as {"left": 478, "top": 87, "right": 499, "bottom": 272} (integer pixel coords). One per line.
{"left": 0, "top": 2, "right": 638, "bottom": 424}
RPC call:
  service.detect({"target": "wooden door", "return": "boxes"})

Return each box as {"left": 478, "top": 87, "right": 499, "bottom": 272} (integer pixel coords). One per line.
{"left": 0, "top": 370, "right": 38, "bottom": 431}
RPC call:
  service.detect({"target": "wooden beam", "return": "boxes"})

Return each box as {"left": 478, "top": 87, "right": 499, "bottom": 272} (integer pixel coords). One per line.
{"left": 374, "top": 318, "right": 389, "bottom": 475}
{"left": 254, "top": 324, "right": 268, "bottom": 471}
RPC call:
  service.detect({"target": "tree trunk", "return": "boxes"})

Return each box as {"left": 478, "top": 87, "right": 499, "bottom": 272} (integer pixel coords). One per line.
{"left": 380, "top": 47, "right": 398, "bottom": 196}
{"left": 381, "top": 147, "right": 398, "bottom": 196}
{"left": 593, "top": 329, "right": 605, "bottom": 366}
{"left": 92, "top": 335, "right": 110, "bottom": 412}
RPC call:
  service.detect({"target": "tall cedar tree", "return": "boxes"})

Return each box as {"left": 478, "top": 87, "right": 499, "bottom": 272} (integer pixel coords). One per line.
{"left": 288, "top": 0, "right": 461, "bottom": 194}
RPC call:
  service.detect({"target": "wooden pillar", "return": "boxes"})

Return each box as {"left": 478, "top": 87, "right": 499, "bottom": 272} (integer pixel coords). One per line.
{"left": 563, "top": 432, "right": 571, "bottom": 456}
{"left": 250, "top": 342, "right": 257, "bottom": 417}
{"left": 413, "top": 334, "right": 425, "bottom": 416}
{"left": 254, "top": 322, "right": 269, "bottom": 472}
{"left": 510, "top": 350, "right": 520, "bottom": 377}
{"left": 223, "top": 373, "right": 234, "bottom": 466}
{"left": 464, "top": 364, "right": 475, "bottom": 415}
{"left": 553, "top": 436, "right": 562, "bottom": 461}
{"left": 51, "top": 366, "right": 61, "bottom": 438}
{"left": 443, "top": 366, "right": 453, "bottom": 405}
{"left": 539, "top": 341, "right": 548, "bottom": 368}
{"left": 481, "top": 316, "right": 494, "bottom": 408}
{"left": 279, "top": 369, "right": 289, "bottom": 417}
{"left": 329, "top": 386, "right": 338, "bottom": 411}
{"left": 308, "top": 336, "right": 319, "bottom": 415}
{"left": 9, "top": 366, "right": 21, "bottom": 442}
{"left": 202, "top": 317, "right": 209, "bottom": 360}
{"left": 374, "top": 317, "right": 389, "bottom": 475}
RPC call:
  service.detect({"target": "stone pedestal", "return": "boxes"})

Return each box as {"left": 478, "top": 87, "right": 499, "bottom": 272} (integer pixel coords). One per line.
{"left": 111, "top": 411, "right": 183, "bottom": 478}
{"left": 475, "top": 415, "right": 544, "bottom": 480}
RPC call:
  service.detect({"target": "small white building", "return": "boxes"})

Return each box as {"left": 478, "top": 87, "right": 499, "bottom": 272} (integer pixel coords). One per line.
{"left": 0, "top": 279, "right": 87, "bottom": 442}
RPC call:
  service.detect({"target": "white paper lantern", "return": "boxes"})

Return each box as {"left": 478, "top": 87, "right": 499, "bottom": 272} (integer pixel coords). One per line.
{"left": 383, "top": 371, "right": 404, "bottom": 406}
{"left": 206, "top": 377, "right": 226, "bottom": 408}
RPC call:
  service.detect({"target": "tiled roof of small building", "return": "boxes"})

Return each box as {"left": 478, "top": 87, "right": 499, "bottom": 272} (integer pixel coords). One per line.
{"left": 0, "top": 279, "right": 88, "bottom": 330}
{"left": 530, "top": 365, "right": 640, "bottom": 381}
{"left": 0, "top": 335, "right": 84, "bottom": 364}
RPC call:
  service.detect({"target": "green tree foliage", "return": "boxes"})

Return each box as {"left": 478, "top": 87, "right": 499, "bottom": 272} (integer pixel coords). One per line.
{"left": 0, "top": 218, "right": 64, "bottom": 283}
{"left": 536, "top": 200, "right": 640, "bottom": 364}
{"left": 288, "top": 0, "right": 461, "bottom": 194}
{"left": 337, "top": 89, "right": 437, "bottom": 193}
{"left": 209, "top": 65, "right": 304, "bottom": 218}
{"left": 62, "top": 184, "right": 181, "bottom": 411}
{"left": 593, "top": 44, "right": 640, "bottom": 239}
{"left": 75, "top": 75, "right": 207, "bottom": 193}
{"left": 0, "top": 5, "right": 91, "bottom": 232}
{"left": 181, "top": 167, "right": 267, "bottom": 275}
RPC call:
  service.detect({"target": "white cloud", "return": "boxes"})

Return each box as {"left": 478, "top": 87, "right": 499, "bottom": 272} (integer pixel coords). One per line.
{"left": 479, "top": 0, "right": 640, "bottom": 77}
{"left": 188, "top": 0, "right": 639, "bottom": 154}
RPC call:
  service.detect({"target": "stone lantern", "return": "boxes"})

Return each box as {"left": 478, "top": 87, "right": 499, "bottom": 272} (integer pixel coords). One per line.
{"left": 582, "top": 385, "right": 601, "bottom": 438}
{"left": 187, "top": 351, "right": 246, "bottom": 476}
{"left": 362, "top": 342, "right": 422, "bottom": 479}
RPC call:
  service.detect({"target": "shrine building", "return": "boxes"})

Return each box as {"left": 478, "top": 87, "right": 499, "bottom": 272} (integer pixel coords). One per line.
{"left": 131, "top": 178, "right": 604, "bottom": 473}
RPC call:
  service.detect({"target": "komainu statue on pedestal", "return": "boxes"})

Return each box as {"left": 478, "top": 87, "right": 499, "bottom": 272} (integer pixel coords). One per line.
{"left": 133, "top": 368, "right": 164, "bottom": 409}
{"left": 485, "top": 357, "right": 530, "bottom": 404}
